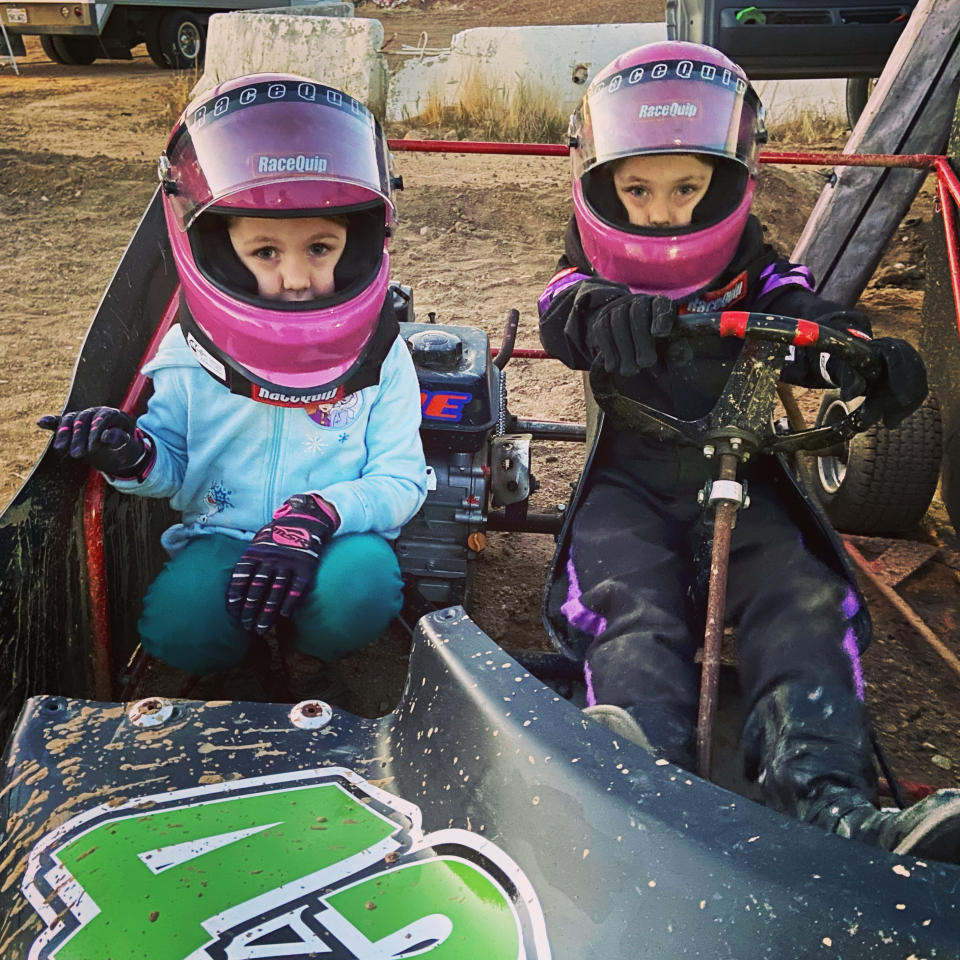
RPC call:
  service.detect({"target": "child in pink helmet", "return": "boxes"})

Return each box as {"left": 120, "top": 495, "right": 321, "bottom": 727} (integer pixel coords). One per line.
{"left": 39, "top": 75, "right": 428, "bottom": 695}
{"left": 539, "top": 41, "right": 960, "bottom": 862}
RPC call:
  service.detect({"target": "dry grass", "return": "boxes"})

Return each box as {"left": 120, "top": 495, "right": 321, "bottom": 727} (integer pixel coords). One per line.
{"left": 396, "top": 78, "right": 848, "bottom": 149}
{"left": 765, "top": 109, "right": 849, "bottom": 147}
{"left": 398, "top": 71, "right": 568, "bottom": 143}
{"left": 154, "top": 65, "right": 204, "bottom": 134}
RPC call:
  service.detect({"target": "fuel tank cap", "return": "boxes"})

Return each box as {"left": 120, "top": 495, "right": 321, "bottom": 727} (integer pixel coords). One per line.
{"left": 408, "top": 329, "right": 464, "bottom": 370}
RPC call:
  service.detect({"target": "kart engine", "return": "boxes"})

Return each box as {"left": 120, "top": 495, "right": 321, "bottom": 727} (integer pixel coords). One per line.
{"left": 390, "top": 285, "right": 529, "bottom": 612}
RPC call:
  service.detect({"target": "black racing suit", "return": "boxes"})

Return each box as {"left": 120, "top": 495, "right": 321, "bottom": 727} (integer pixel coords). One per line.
{"left": 539, "top": 216, "right": 873, "bottom": 773}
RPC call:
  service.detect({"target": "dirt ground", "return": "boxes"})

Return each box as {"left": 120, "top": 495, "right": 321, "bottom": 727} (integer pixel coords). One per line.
{"left": 1, "top": 0, "right": 959, "bottom": 795}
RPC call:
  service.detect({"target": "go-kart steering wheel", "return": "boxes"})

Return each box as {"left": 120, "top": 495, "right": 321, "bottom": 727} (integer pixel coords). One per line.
{"left": 590, "top": 310, "right": 882, "bottom": 456}
{"left": 590, "top": 310, "right": 883, "bottom": 778}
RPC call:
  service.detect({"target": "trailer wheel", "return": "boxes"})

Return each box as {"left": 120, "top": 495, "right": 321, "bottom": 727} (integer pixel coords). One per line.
{"left": 145, "top": 28, "right": 171, "bottom": 68}
{"left": 50, "top": 35, "right": 98, "bottom": 66}
{"left": 39, "top": 34, "right": 69, "bottom": 64}
{"left": 797, "top": 391, "right": 943, "bottom": 535}
{"left": 158, "top": 10, "right": 205, "bottom": 69}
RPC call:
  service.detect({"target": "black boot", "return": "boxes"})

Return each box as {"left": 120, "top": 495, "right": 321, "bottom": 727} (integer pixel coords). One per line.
{"left": 817, "top": 785, "right": 960, "bottom": 860}
{"left": 583, "top": 704, "right": 657, "bottom": 754}
{"left": 276, "top": 619, "right": 348, "bottom": 706}
{"left": 583, "top": 702, "right": 697, "bottom": 768}
{"left": 744, "top": 683, "right": 960, "bottom": 864}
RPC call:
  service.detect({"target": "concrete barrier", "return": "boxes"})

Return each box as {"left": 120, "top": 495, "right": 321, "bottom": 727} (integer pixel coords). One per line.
{"left": 386, "top": 22, "right": 668, "bottom": 122}
{"left": 386, "top": 23, "right": 847, "bottom": 125}
{"left": 198, "top": 14, "right": 849, "bottom": 128}
{"left": 197, "top": 7, "right": 388, "bottom": 116}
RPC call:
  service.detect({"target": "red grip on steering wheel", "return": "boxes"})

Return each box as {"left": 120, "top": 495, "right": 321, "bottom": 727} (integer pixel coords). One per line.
{"left": 793, "top": 319, "right": 820, "bottom": 346}
{"left": 719, "top": 311, "right": 749, "bottom": 337}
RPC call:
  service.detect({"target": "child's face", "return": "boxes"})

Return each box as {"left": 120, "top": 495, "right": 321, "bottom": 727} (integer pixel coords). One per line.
{"left": 227, "top": 215, "right": 348, "bottom": 301}
{"left": 612, "top": 154, "right": 714, "bottom": 228}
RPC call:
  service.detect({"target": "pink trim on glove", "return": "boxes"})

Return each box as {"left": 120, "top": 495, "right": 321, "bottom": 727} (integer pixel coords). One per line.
{"left": 268, "top": 525, "right": 312, "bottom": 549}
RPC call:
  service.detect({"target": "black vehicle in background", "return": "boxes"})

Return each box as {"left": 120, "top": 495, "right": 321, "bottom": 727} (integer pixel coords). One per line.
{"left": 666, "top": 0, "right": 917, "bottom": 124}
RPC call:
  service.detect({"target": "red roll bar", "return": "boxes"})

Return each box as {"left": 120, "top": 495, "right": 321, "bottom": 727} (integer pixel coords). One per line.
{"left": 85, "top": 142, "right": 960, "bottom": 703}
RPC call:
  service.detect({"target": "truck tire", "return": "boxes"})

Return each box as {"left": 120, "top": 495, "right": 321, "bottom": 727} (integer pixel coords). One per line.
{"left": 158, "top": 10, "right": 206, "bottom": 70}
{"left": 39, "top": 34, "right": 69, "bottom": 64}
{"left": 845, "top": 77, "right": 875, "bottom": 129}
{"left": 145, "top": 28, "right": 171, "bottom": 68}
{"left": 797, "top": 391, "right": 943, "bottom": 535}
{"left": 50, "top": 35, "right": 99, "bottom": 66}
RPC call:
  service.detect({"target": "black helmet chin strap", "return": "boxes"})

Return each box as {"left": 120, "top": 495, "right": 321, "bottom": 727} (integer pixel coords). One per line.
{"left": 191, "top": 213, "right": 259, "bottom": 295}
{"left": 582, "top": 165, "right": 626, "bottom": 224}
{"left": 690, "top": 160, "right": 748, "bottom": 226}
{"left": 332, "top": 204, "right": 385, "bottom": 290}
{"left": 177, "top": 294, "right": 399, "bottom": 406}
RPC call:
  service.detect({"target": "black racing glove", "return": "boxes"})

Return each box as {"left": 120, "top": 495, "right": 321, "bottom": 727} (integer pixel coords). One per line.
{"left": 226, "top": 492, "right": 340, "bottom": 636}
{"left": 570, "top": 281, "right": 678, "bottom": 377}
{"left": 824, "top": 356, "right": 868, "bottom": 402}
{"left": 860, "top": 337, "right": 928, "bottom": 428}
{"left": 826, "top": 337, "right": 927, "bottom": 428}
{"left": 38, "top": 406, "right": 155, "bottom": 480}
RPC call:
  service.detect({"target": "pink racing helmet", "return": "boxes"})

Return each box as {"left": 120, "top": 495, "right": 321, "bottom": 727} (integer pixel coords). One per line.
{"left": 159, "top": 73, "right": 399, "bottom": 405}
{"left": 569, "top": 41, "right": 766, "bottom": 299}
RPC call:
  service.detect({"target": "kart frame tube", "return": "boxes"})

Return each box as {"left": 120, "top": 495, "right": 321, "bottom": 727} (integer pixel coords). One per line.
{"left": 81, "top": 141, "right": 960, "bottom": 704}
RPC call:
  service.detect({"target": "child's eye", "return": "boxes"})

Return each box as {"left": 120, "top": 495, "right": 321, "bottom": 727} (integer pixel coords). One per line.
{"left": 308, "top": 242, "right": 331, "bottom": 257}
{"left": 622, "top": 185, "right": 646, "bottom": 199}
{"left": 253, "top": 246, "right": 278, "bottom": 260}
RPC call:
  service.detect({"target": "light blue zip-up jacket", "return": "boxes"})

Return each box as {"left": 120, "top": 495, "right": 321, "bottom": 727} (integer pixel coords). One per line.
{"left": 111, "top": 325, "right": 428, "bottom": 555}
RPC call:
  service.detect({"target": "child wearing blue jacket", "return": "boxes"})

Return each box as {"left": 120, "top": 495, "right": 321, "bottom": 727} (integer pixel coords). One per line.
{"left": 39, "top": 74, "right": 427, "bottom": 685}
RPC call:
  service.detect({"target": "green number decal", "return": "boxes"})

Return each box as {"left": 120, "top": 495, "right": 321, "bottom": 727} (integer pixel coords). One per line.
{"left": 25, "top": 770, "right": 549, "bottom": 959}
{"left": 53, "top": 783, "right": 393, "bottom": 959}
{"left": 321, "top": 858, "right": 521, "bottom": 956}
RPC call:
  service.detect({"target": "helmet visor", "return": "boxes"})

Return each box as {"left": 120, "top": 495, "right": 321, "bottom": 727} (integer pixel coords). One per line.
{"left": 571, "top": 58, "right": 763, "bottom": 180}
{"left": 162, "top": 79, "right": 392, "bottom": 229}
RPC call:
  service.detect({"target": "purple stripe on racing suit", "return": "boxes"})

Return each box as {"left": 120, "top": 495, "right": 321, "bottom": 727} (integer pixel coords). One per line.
{"left": 560, "top": 554, "right": 608, "bottom": 637}
{"left": 841, "top": 587, "right": 865, "bottom": 699}
{"left": 584, "top": 659, "right": 597, "bottom": 706}
{"left": 757, "top": 261, "right": 814, "bottom": 299}
{"left": 538, "top": 268, "right": 591, "bottom": 315}
{"left": 843, "top": 627, "right": 866, "bottom": 701}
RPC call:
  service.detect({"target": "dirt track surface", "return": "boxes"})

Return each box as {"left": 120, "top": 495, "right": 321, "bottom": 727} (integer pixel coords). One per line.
{"left": 1, "top": 1, "right": 959, "bottom": 793}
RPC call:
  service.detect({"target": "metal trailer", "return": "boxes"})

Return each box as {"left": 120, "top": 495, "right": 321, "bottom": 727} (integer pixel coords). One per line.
{"left": 0, "top": 0, "right": 347, "bottom": 68}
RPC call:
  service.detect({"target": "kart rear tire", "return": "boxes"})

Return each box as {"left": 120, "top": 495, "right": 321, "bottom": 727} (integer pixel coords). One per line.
{"left": 50, "top": 35, "right": 98, "bottom": 65}
{"left": 797, "top": 391, "right": 943, "bottom": 535}
{"left": 942, "top": 422, "right": 960, "bottom": 535}
{"left": 39, "top": 34, "right": 68, "bottom": 64}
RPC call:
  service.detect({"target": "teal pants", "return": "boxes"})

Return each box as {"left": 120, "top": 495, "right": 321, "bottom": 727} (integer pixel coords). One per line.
{"left": 139, "top": 532, "right": 404, "bottom": 674}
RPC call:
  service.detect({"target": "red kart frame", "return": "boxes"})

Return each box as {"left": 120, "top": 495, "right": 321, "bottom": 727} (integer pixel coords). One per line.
{"left": 82, "top": 144, "right": 960, "bottom": 792}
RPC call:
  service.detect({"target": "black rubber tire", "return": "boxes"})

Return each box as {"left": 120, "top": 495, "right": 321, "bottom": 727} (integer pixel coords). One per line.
{"left": 144, "top": 26, "right": 172, "bottom": 68}
{"left": 845, "top": 77, "right": 875, "bottom": 130}
{"left": 50, "top": 35, "right": 98, "bottom": 66}
{"left": 39, "top": 34, "right": 69, "bottom": 64}
{"left": 941, "top": 418, "right": 960, "bottom": 535}
{"left": 158, "top": 10, "right": 205, "bottom": 70}
{"left": 797, "top": 391, "right": 943, "bottom": 535}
